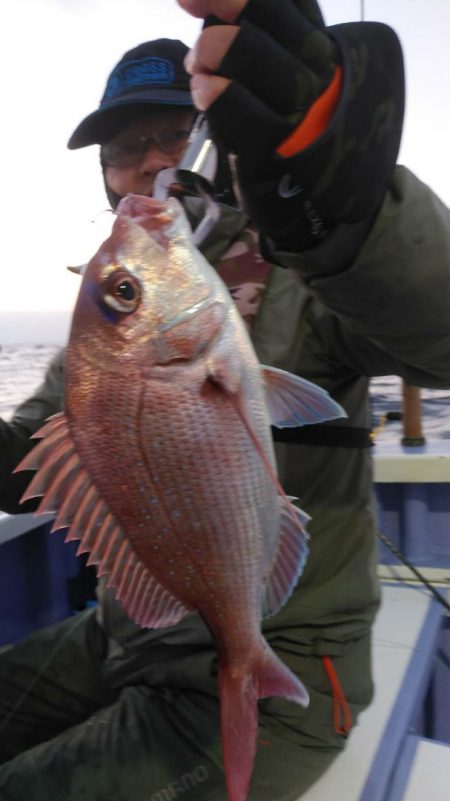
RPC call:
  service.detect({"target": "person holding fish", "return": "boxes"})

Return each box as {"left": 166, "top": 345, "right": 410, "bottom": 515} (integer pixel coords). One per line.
{"left": 1, "top": 1, "right": 450, "bottom": 800}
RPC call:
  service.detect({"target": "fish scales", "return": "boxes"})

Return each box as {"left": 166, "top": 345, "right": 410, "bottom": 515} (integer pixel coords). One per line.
{"left": 70, "top": 367, "right": 273, "bottom": 618}
{"left": 16, "top": 194, "right": 345, "bottom": 801}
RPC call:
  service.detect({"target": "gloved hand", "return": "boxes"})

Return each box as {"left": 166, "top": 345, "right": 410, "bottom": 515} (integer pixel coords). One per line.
{"left": 178, "top": 0, "right": 405, "bottom": 251}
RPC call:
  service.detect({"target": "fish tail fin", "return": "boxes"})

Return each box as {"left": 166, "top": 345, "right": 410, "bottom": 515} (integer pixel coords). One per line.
{"left": 219, "top": 644, "right": 308, "bottom": 801}
{"left": 256, "top": 644, "right": 309, "bottom": 706}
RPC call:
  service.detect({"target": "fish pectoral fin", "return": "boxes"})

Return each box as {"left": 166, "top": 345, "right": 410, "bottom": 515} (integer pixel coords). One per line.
{"left": 206, "top": 355, "right": 242, "bottom": 396}
{"left": 261, "top": 365, "right": 346, "bottom": 428}
{"left": 15, "top": 412, "right": 191, "bottom": 631}
{"left": 262, "top": 496, "right": 310, "bottom": 618}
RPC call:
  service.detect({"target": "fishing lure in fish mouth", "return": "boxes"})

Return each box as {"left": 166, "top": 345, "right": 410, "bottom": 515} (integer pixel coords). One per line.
{"left": 16, "top": 194, "right": 345, "bottom": 801}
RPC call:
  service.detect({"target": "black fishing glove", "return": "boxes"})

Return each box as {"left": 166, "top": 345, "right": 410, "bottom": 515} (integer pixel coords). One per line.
{"left": 202, "top": 0, "right": 405, "bottom": 251}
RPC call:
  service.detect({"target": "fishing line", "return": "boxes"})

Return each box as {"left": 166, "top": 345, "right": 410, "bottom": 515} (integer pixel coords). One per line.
{"left": 382, "top": 560, "right": 450, "bottom": 684}
{"left": 0, "top": 611, "right": 89, "bottom": 737}
{"left": 376, "top": 528, "right": 450, "bottom": 615}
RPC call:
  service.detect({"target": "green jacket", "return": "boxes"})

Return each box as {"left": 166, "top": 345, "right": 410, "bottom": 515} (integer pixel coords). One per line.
{"left": 2, "top": 166, "right": 450, "bottom": 684}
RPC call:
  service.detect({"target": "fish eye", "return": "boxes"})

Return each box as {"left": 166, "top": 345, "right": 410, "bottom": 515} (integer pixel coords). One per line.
{"left": 102, "top": 270, "right": 141, "bottom": 314}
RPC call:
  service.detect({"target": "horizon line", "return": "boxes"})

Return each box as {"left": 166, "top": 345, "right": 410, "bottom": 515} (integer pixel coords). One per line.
{"left": 1, "top": 309, "right": 72, "bottom": 315}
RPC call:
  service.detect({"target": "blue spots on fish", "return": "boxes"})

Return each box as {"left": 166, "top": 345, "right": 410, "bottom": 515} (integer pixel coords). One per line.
{"left": 85, "top": 276, "right": 121, "bottom": 325}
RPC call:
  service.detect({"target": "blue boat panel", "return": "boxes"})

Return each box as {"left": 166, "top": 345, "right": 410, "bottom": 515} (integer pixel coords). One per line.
{"left": 375, "top": 483, "right": 450, "bottom": 568}
{"left": 384, "top": 735, "right": 420, "bottom": 801}
{"left": 0, "top": 522, "right": 81, "bottom": 645}
{"left": 424, "top": 620, "right": 450, "bottom": 745}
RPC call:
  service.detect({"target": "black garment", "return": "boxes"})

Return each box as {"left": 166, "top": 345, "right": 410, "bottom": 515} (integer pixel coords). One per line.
{"left": 0, "top": 610, "right": 372, "bottom": 801}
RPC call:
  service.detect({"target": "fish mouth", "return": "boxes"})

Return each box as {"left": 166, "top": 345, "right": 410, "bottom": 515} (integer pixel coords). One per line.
{"left": 150, "top": 290, "right": 227, "bottom": 367}
{"left": 159, "top": 290, "right": 222, "bottom": 334}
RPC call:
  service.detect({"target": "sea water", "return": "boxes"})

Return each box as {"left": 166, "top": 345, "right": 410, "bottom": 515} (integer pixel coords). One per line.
{"left": 1, "top": 344, "right": 60, "bottom": 420}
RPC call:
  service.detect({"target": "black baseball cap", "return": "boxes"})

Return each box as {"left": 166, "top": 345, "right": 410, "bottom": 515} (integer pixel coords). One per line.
{"left": 68, "top": 39, "right": 192, "bottom": 150}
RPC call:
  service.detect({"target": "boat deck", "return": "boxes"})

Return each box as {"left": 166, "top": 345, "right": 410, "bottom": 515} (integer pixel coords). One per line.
{"left": 300, "top": 583, "right": 450, "bottom": 801}
{"left": 400, "top": 739, "right": 450, "bottom": 801}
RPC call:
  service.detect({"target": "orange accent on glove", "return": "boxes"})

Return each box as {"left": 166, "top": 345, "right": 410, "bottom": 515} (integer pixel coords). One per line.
{"left": 276, "top": 65, "right": 343, "bottom": 158}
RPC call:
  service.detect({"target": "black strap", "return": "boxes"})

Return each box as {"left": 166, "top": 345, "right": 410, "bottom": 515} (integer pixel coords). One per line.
{"left": 272, "top": 425, "right": 372, "bottom": 448}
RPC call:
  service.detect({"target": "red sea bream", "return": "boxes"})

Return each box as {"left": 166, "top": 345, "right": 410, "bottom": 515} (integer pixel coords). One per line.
{"left": 17, "top": 195, "right": 344, "bottom": 801}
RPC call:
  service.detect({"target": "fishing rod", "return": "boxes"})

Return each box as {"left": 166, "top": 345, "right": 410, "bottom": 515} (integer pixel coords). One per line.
{"left": 377, "top": 528, "right": 450, "bottom": 615}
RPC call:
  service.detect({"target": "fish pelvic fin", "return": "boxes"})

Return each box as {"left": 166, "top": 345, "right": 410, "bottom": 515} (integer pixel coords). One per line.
{"left": 15, "top": 413, "right": 192, "bottom": 630}
{"left": 219, "top": 645, "right": 308, "bottom": 801}
{"left": 261, "top": 365, "right": 346, "bottom": 427}
{"left": 262, "top": 496, "right": 310, "bottom": 618}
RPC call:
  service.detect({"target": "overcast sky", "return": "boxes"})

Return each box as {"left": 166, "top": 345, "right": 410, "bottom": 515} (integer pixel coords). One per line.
{"left": 1, "top": 0, "right": 449, "bottom": 326}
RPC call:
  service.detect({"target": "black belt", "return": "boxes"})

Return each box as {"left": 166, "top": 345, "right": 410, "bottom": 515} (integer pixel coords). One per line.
{"left": 271, "top": 425, "right": 373, "bottom": 448}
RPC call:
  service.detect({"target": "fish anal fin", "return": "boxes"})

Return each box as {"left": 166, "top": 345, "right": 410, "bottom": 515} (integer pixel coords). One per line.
{"left": 261, "top": 365, "right": 346, "bottom": 428}
{"left": 262, "top": 497, "right": 310, "bottom": 618}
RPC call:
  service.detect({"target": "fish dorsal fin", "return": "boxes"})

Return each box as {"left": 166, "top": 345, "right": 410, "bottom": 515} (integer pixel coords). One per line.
{"left": 261, "top": 365, "right": 346, "bottom": 428}
{"left": 15, "top": 413, "right": 191, "bottom": 630}
{"left": 262, "top": 497, "right": 310, "bottom": 618}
